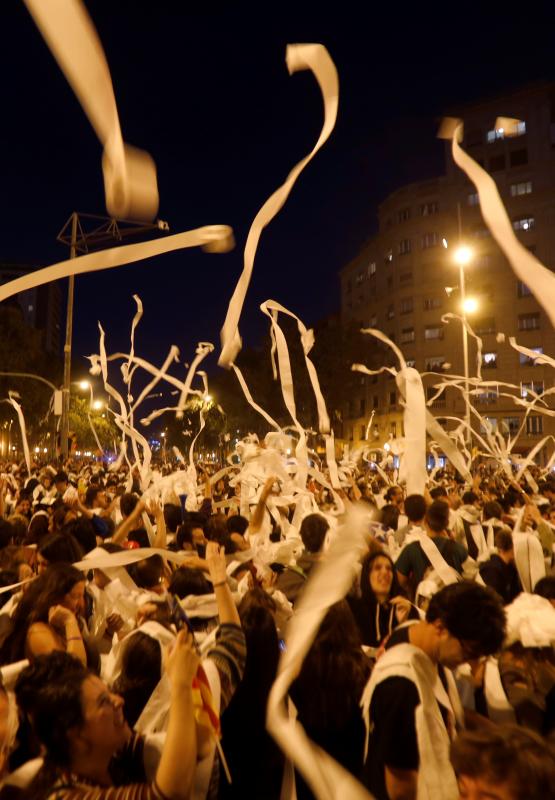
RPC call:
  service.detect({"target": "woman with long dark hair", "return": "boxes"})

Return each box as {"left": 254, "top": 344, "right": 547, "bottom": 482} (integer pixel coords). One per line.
{"left": 348, "top": 550, "right": 417, "bottom": 650}
{"left": 289, "top": 601, "right": 372, "bottom": 797}
{"left": 0, "top": 563, "right": 88, "bottom": 667}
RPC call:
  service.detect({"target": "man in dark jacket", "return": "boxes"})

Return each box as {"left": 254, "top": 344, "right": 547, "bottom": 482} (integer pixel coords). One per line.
{"left": 276, "top": 513, "right": 329, "bottom": 604}
{"left": 479, "top": 529, "right": 522, "bottom": 605}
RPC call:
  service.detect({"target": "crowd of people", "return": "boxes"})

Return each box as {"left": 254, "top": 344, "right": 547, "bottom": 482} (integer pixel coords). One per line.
{"left": 0, "top": 451, "right": 552, "bottom": 799}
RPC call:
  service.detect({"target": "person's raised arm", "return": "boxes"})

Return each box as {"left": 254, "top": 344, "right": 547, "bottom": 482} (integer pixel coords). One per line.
{"left": 247, "top": 476, "right": 276, "bottom": 535}
{"left": 205, "top": 541, "right": 239, "bottom": 626}
{"left": 111, "top": 498, "right": 146, "bottom": 544}
{"left": 155, "top": 629, "right": 199, "bottom": 800}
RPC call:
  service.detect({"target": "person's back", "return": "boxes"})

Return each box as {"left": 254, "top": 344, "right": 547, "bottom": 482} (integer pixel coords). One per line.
{"left": 479, "top": 530, "right": 521, "bottom": 605}
{"left": 395, "top": 500, "right": 468, "bottom": 590}
{"left": 276, "top": 513, "right": 329, "bottom": 604}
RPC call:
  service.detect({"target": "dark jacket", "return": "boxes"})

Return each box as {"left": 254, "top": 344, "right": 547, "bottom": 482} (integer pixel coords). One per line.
{"left": 479, "top": 553, "right": 522, "bottom": 605}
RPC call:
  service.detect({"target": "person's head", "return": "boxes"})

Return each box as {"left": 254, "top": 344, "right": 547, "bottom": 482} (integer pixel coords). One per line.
{"left": 85, "top": 486, "right": 108, "bottom": 510}
{"left": 425, "top": 499, "right": 450, "bottom": 535}
{"left": 299, "top": 513, "right": 329, "bottom": 554}
{"left": 360, "top": 550, "right": 403, "bottom": 605}
{"left": 93, "top": 542, "right": 123, "bottom": 589}
{"left": 64, "top": 518, "right": 97, "bottom": 555}
{"left": 204, "top": 514, "right": 227, "bottom": 545}
{"left": 226, "top": 515, "right": 249, "bottom": 536}
{"left": 37, "top": 532, "right": 84, "bottom": 573}
{"left": 15, "top": 652, "right": 130, "bottom": 771}
{"left": 168, "top": 566, "right": 212, "bottom": 599}
{"left": 112, "top": 632, "right": 162, "bottom": 727}
{"left": 384, "top": 485, "right": 404, "bottom": 508}
{"left": 380, "top": 503, "right": 400, "bottom": 531}
{"left": 494, "top": 530, "right": 514, "bottom": 563}
{"left": 426, "top": 582, "right": 506, "bottom": 668}
{"left": 462, "top": 490, "right": 480, "bottom": 507}
{"left": 54, "top": 471, "right": 68, "bottom": 494}
{"left": 450, "top": 724, "right": 555, "bottom": 800}
{"left": 404, "top": 494, "right": 427, "bottom": 524}
{"left": 533, "top": 575, "right": 555, "bottom": 608}
{"left": 163, "top": 503, "right": 182, "bottom": 534}
{"left": 25, "top": 512, "right": 49, "bottom": 545}
{"left": 1, "top": 564, "right": 86, "bottom": 663}
{"left": 483, "top": 500, "right": 504, "bottom": 522}
{"left": 430, "top": 485, "right": 448, "bottom": 501}
{"left": 131, "top": 555, "right": 167, "bottom": 595}
{"left": 119, "top": 492, "right": 139, "bottom": 518}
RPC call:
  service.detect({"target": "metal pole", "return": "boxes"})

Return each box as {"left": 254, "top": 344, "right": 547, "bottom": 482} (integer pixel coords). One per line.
{"left": 457, "top": 203, "right": 472, "bottom": 444}
{"left": 60, "top": 213, "right": 78, "bottom": 461}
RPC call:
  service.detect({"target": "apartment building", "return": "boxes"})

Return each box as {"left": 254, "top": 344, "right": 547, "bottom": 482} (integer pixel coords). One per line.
{"left": 340, "top": 83, "right": 555, "bottom": 461}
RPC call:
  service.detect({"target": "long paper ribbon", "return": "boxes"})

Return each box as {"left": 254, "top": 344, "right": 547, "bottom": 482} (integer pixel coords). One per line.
{"left": 219, "top": 44, "right": 339, "bottom": 367}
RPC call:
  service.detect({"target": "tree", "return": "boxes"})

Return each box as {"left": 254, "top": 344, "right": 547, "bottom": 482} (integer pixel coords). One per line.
{"left": 68, "top": 396, "right": 119, "bottom": 452}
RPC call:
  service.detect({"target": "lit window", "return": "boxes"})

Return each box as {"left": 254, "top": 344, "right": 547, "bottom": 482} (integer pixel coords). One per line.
{"left": 356, "top": 270, "right": 364, "bottom": 285}
{"left": 398, "top": 238, "right": 411, "bottom": 255}
{"left": 406, "top": 359, "right": 416, "bottom": 368}
{"left": 368, "top": 261, "right": 377, "bottom": 276}
{"left": 400, "top": 297, "right": 413, "bottom": 314}
{"left": 385, "top": 249, "right": 393, "bottom": 263}
{"left": 420, "top": 202, "right": 439, "bottom": 216}
{"left": 386, "top": 304, "right": 395, "bottom": 320}
{"left": 521, "top": 381, "right": 544, "bottom": 397}
{"left": 27, "top": 304, "right": 33, "bottom": 312}
{"left": 421, "top": 232, "right": 439, "bottom": 249}
{"left": 513, "top": 216, "right": 535, "bottom": 231}
{"left": 400, "top": 327, "right": 415, "bottom": 344}
{"left": 518, "top": 312, "right": 540, "bottom": 331}
{"left": 510, "top": 181, "right": 532, "bottom": 196}
{"left": 425, "top": 325, "right": 443, "bottom": 340}
{"left": 482, "top": 352, "right": 497, "bottom": 368}
{"left": 467, "top": 192, "right": 479, "bottom": 206}
{"left": 519, "top": 347, "right": 543, "bottom": 366}
{"left": 526, "top": 415, "right": 543, "bottom": 435}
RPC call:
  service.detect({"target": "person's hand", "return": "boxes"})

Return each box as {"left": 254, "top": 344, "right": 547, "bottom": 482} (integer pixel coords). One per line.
{"left": 205, "top": 541, "right": 227, "bottom": 586}
{"left": 390, "top": 596, "right": 412, "bottom": 624}
{"left": 105, "top": 613, "right": 125, "bottom": 636}
{"left": 165, "top": 629, "right": 200, "bottom": 690}
{"left": 144, "top": 495, "right": 162, "bottom": 518}
{"left": 48, "top": 604, "right": 77, "bottom": 629}
{"left": 136, "top": 602, "right": 159, "bottom": 627}
{"left": 260, "top": 476, "right": 278, "bottom": 502}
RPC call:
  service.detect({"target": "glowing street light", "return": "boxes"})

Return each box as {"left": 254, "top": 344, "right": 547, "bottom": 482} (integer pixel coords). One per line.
{"left": 462, "top": 297, "right": 478, "bottom": 314}
{"left": 453, "top": 245, "right": 473, "bottom": 266}
{"left": 79, "top": 380, "right": 90, "bottom": 390}
{"left": 92, "top": 400, "right": 104, "bottom": 411}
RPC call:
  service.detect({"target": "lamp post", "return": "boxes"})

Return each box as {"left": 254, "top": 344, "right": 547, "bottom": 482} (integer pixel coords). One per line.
{"left": 453, "top": 245, "right": 475, "bottom": 444}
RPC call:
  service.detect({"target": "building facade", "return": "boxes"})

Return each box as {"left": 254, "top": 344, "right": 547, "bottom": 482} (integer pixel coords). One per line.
{"left": 340, "top": 84, "right": 555, "bottom": 460}
{"left": 0, "top": 262, "right": 62, "bottom": 355}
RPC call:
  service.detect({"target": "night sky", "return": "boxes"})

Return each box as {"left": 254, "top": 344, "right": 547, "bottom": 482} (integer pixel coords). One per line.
{"left": 1, "top": 2, "right": 554, "bottom": 385}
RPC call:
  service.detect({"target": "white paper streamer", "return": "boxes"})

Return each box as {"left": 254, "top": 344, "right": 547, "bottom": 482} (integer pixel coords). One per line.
{"left": 219, "top": 43, "right": 339, "bottom": 367}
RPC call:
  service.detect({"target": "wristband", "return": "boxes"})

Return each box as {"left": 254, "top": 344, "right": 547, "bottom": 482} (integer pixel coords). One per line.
{"left": 67, "top": 636, "right": 82, "bottom": 641}
{"left": 212, "top": 580, "right": 227, "bottom": 588}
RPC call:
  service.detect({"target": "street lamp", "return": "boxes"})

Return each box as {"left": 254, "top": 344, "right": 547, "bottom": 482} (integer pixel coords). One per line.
{"left": 453, "top": 245, "right": 476, "bottom": 443}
